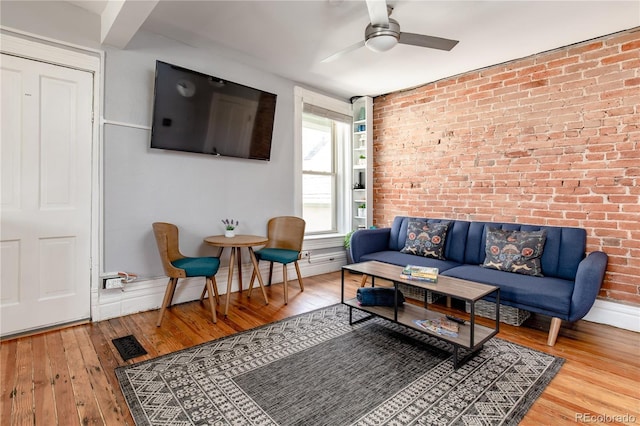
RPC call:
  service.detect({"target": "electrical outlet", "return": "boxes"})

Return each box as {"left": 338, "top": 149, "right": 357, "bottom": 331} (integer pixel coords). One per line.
{"left": 102, "top": 275, "right": 124, "bottom": 289}
{"left": 301, "top": 251, "right": 310, "bottom": 258}
{"left": 104, "top": 277, "right": 124, "bottom": 289}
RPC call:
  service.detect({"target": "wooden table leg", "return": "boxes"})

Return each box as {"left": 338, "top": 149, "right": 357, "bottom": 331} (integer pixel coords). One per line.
{"left": 237, "top": 248, "right": 243, "bottom": 293}
{"left": 248, "top": 247, "right": 269, "bottom": 305}
{"left": 224, "top": 247, "right": 236, "bottom": 316}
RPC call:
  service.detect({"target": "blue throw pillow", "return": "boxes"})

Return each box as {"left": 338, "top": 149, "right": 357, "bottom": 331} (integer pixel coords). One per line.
{"left": 482, "top": 228, "right": 547, "bottom": 277}
{"left": 400, "top": 220, "right": 450, "bottom": 260}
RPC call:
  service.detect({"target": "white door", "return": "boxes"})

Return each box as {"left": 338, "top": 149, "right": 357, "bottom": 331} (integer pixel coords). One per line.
{"left": 1, "top": 54, "right": 93, "bottom": 337}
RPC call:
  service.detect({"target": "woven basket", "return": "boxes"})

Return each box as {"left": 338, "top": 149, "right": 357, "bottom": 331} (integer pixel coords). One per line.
{"left": 397, "top": 283, "right": 442, "bottom": 304}
{"left": 465, "top": 300, "right": 531, "bottom": 326}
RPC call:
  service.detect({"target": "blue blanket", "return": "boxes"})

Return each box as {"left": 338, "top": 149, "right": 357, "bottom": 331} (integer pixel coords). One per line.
{"left": 356, "top": 287, "right": 405, "bottom": 307}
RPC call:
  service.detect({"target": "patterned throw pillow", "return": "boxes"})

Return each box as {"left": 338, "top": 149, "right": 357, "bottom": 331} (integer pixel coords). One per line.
{"left": 482, "top": 228, "right": 547, "bottom": 277}
{"left": 400, "top": 220, "right": 451, "bottom": 260}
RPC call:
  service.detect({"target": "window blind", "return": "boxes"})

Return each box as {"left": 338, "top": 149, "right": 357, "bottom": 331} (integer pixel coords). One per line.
{"left": 303, "top": 103, "right": 352, "bottom": 124}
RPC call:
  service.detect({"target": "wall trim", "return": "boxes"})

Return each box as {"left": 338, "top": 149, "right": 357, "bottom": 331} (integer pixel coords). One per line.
{"left": 96, "top": 249, "right": 640, "bottom": 335}
{"left": 582, "top": 299, "right": 640, "bottom": 333}
{"left": 0, "top": 26, "right": 102, "bottom": 65}
{"left": 1, "top": 29, "right": 103, "bottom": 330}
{"left": 95, "top": 249, "right": 347, "bottom": 321}
{"left": 95, "top": 227, "right": 640, "bottom": 335}
{"left": 102, "top": 118, "right": 151, "bottom": 131}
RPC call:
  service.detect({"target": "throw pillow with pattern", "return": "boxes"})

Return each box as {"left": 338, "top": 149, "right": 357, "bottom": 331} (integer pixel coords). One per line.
{"left": 482, "top": 228, "right": 547, "bottom": 277}
{"left": 400, "top": 220, "right": 451, "bottom": 260}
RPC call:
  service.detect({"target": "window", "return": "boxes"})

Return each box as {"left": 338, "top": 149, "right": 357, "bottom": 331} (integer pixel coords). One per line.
{"left": 302, "top": 113, "right": 349, "bottom": 233}
{"left": 295, "top": 88, "right": 352, "bottom": 235}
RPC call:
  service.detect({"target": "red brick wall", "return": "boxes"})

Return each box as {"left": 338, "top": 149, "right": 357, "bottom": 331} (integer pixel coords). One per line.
{"left": 372, "top": 29, "right": 640, "bottom": 305}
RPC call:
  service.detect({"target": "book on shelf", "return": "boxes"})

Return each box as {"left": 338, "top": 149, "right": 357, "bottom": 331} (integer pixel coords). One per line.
{"left": 400, "top": 265, "right": 439, "bottom": 283}
{"left": 413, "top": 317, "right": 459, "bottom": 337}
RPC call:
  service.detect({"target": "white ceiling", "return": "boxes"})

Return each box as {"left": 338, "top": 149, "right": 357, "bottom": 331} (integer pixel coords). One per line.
{"left": 69, "top": 0, "right": 640, "bottom": 99}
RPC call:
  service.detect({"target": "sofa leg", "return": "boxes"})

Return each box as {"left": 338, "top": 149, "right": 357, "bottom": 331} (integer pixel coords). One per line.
{"left": 360, "top": 274, "right": 368, "bottom": 287}
{"left": 547, "top": 317, "right": 562, "bottom": 346}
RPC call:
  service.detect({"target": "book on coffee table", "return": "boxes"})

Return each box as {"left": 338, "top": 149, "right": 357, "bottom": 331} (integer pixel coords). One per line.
{"left": 401, "top": 265, "right": 439, "bottom": 282}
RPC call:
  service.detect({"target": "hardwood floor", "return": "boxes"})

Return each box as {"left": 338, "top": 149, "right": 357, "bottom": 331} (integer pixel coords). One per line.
{"left": 1, "top": 271, "right": 639, "bottom": 425}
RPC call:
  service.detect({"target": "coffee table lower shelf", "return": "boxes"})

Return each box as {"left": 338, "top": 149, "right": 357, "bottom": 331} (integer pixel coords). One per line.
{"left": 343, "top": 298, "right": 497, "bottom": 369}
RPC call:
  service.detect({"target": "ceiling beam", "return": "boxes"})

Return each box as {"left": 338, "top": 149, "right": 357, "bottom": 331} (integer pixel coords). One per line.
{"left": 101, "top": 0, "right": 159, "bottom": 48}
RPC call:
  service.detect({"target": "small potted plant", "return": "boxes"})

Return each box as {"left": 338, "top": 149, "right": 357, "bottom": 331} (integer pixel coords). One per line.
{"left": 344, "top": 230, "right": 356, "bottom": 264}
{"left": 222, "top": 219, "right": 239, "bottom": 238}
{"left": 358, "top": 154, "right": 366, "bottom": 166}
{"left": 358, "top": 203, "right": 366, "bottom": 217}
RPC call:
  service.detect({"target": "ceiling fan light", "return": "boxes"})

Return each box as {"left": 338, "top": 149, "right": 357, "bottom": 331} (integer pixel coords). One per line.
{"left": 365, "top": 35, "right": 398, "bottom": 52}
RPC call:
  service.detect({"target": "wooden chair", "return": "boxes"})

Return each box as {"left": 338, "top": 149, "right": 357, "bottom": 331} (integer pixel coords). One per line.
{"left": 248, "top": 216, "right": 305, "bottom": 304}
{"left": 152, "top": 222, "right": 220, "bottom": 326}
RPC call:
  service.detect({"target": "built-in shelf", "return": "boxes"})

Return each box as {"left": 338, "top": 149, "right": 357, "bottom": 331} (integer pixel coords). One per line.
{"left": 351, "top": 96, "right": 373, "bottom": 231}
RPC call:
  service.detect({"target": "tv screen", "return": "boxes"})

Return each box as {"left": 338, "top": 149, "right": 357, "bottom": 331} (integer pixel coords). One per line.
{"left": 150, "top": 61, "right": 277, "bottom": 161}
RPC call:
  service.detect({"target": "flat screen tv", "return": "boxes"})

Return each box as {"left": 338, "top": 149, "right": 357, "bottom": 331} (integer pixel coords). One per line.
{"left": 150, "top": 60, "right": 277, "bottom": 161}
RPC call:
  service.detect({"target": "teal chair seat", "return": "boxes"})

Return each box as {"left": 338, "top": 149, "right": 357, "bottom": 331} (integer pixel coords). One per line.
{"left": 152, "top": 222, "right": 221, "bottom": 326}
{"left": 172, "top": 257, "right": 220, "bottom": 277}
{"left": 255, "top": 248, "right": 299, "bottom": 265}
{"left": 248, "top": 216, "right": 306, "bottom": 304}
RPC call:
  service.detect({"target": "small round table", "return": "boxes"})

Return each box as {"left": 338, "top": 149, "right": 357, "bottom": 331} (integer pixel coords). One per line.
{"left": 203, "top": 234, "right": 269, "bottom": 316}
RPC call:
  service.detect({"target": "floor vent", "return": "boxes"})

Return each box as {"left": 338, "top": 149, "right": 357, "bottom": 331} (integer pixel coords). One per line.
{"left": 112, "top": 335, "right": 147, "bottom": 361}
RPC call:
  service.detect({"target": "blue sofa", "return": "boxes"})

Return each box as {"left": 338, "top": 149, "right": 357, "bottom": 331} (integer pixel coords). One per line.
{"left": 349, "top": 216, "right": 608, "bottom": 346}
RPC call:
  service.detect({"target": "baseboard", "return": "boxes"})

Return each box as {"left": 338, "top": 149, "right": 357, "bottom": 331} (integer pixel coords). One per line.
{"left": 94, "top": 254, "right": 640, "bottom": 332}
{"left": 94, "top": 250, "right": 347, "bottom": 322}
{"left": 582, "top": 299, "right": 640, "bottom": 332}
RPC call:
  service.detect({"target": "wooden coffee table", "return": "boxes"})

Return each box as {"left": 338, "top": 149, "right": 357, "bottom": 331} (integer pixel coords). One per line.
{"left": 341, "top": 261, "right": 500, "bottom": 369}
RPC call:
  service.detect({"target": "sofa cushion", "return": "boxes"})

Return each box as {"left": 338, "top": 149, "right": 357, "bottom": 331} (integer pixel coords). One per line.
{"left": 460, "top": 222, "right": 586, "bottom": 280}
{"left": 389, "top": 218, "right": 469, "bottom": 264}
{"left": 482, "top": 228, "right": 547, "bottom": 277}
{"left": 360, "top": 251, "right": 461, "bottom": 273}
{"left": 400, "top": 220, "right": 451, "bottom": 259}
{"left": 442, "top": 265, "right": 574, "bottom": 317}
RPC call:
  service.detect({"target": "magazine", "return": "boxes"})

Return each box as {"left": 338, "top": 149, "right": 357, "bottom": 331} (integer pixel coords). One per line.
{"left": 400, "top": 265, "right": 439, "bottom": 283}
{"left": 413, "top": 317, "right": 459, "bottom": 337}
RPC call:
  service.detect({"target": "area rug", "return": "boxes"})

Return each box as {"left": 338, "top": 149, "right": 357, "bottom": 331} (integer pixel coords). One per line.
{"left": 116, "top": 304, "right": 563, "bottom": 425}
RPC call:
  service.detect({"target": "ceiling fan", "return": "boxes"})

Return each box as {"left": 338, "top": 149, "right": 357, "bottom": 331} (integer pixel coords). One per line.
{"left": 322, "top": 0, "right": 459, "bottom": 62}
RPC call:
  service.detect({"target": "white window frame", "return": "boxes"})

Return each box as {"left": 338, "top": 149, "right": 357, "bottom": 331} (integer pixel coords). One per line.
{"left": 301, "top": 113, "right": 338, "bottom": 234}
{"left": 294, "top": 87, "right": 352, "bottom": 236}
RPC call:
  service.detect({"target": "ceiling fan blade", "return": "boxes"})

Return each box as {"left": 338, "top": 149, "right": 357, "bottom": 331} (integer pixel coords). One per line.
{"left": 365, "top": 0, "right": 389, "bottom": 27}
{"left": 398, "top": 32, "right": 459, "bottom": 51}
{"left": 321, "top": 40, "right": 366, "bottom": 63}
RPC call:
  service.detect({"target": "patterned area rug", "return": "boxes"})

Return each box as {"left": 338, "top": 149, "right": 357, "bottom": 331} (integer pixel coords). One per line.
{"left": 116, "top": 304, "right": 563, "bottom": 425}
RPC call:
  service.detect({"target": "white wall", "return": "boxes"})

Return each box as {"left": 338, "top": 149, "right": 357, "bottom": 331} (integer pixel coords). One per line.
{"left": 0, "top": 1, "right": 102, "bottom": 49}
{"left": 102, "top": 31, "right": 298, "bottom": 278}
{"left": 2, "top": 1, "right": 303, "bottom": 278}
